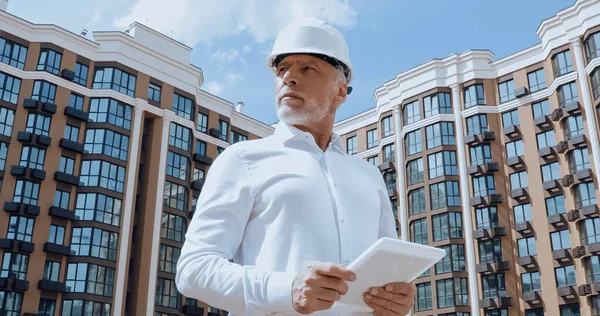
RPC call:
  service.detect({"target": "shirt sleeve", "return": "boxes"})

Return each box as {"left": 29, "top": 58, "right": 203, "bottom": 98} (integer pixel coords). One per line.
{"left": 175, "top": 146, "right": 297, "bottom": 315}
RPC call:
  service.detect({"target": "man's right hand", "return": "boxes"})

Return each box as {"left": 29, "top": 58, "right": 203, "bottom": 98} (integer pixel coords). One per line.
{"left": 292, "top": 261, "right": 356, "bottom": 314}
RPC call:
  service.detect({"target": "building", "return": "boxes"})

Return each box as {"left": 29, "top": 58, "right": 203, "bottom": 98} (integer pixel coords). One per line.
{"left": 334, "top": 0, "right": 600, "bottom": 315}
{"left": 0, "top": 4, "right": 274, "bottom": 316}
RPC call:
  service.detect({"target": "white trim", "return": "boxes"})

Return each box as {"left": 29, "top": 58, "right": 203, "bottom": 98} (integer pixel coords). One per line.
{"left": 146, "top": 117, "right": 171, "bottom": 316}
{"left": 113, "top": 105, "right": 144, "bottom": 316}
{"left": 586, "top": 56, "right": 600, "bottom": 74}
{"left": 354, "top": 135, "right": 395, "bottom": 159}
{"left": 393, "top": 106, "right": 408, "bottom": 242}
{"left": 400, "top": 114, "right": 456, "bottom": 138}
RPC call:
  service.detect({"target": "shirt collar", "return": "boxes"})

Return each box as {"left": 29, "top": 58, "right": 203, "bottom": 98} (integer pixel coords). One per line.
{"left": 273, "top": 121, "right": 344, "bottom": 152}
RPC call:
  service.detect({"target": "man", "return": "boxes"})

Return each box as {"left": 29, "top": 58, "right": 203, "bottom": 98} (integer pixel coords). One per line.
{"left": 176, "top": 18, "right": 415, "bottom": 315}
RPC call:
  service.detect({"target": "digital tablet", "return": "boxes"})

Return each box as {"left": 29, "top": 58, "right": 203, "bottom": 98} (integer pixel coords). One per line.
{"left": 333, "top": 237, "right": 447, "bottom": 313}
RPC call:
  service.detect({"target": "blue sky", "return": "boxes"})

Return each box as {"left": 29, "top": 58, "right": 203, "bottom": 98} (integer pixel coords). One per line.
{"left": 8, "top": 0, "right": 575, "bottom": 125}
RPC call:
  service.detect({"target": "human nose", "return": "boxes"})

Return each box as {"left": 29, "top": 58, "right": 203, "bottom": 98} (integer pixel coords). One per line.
{"left": 282, "top": 66, "right": 299, "bottom": 87}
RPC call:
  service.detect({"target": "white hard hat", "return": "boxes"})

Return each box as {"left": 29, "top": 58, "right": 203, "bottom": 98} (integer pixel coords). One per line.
{"left": 267, "top": 17, "right": 354, "bottom": 88}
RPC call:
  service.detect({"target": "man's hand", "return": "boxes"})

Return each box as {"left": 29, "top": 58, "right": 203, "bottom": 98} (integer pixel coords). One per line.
{"left": 292, "top": 261, "right": 356, "bottom": 314}
{"left": 363, "top": 282, "right": 416, "bottom": 316}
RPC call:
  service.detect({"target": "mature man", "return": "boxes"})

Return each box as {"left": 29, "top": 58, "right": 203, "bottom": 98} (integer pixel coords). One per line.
{"left": 176, "top": 18, "right": 415, "bottom": 315}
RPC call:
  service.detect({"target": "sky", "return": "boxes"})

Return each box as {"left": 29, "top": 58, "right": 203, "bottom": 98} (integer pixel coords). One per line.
{"left": 7, "top": 0, "right": 576, "bottom": 126}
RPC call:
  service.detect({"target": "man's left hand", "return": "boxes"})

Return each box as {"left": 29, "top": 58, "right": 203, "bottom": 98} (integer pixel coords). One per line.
{"left": 363, "top": 282, "right": 416, "bottom": 315}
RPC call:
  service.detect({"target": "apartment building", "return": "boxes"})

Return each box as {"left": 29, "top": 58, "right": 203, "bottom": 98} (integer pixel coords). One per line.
{"left": 0, "top": 6, "right": 273, "bottom": 316}
{"left": 334, "top": 0, "right": 600, "bottom": 315}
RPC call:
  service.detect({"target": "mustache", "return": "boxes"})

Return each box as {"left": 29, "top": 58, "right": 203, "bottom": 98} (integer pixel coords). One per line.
{"left": 278, "top": 90, "right": 304, "bottom": 102}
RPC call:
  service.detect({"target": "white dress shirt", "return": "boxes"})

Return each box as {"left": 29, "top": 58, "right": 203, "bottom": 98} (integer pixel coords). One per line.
{"left": 176, "top": 121, "right": 398, "bottom": 316}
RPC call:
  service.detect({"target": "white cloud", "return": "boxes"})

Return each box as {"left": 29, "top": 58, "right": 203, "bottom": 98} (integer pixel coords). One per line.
{"left": 212, "top": 48, "right": 240, "bottom": 63}
{"left": 225, "top": 72, "right": 245, "bottom": 85}
{"left": 113, "top": 0, "right": 358, "bottom": 47}
{"left": 204, "top": 81, "right": 225, "bottom": 96}
{"left": 242, "top": 45, "right": 252, "bottom": 53}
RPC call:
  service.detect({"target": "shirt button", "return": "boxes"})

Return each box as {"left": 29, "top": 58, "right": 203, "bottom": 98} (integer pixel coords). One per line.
{"left": 341, "top": 219, "right": 345, "bottom": 224}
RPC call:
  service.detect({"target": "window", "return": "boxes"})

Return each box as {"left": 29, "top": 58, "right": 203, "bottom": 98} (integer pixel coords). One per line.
{"left": 498, "top": 79, "right": 515, "bottom": 103}
{"left": 464, "top": 84, "right": 485, "bottom": 108}
{"left": 195, "top": 140, "right": 207, "bottom": 156}
{"left": 407, "top": 158, "right": 423, "bottom": 185}
{"left": 216, "top": 147, "right": 225, "bottom": 156}
{"left": 12, "top": 180, "right": 40, "bottom": 205}
{"left": 541, "top": 162, "right": 561, "bottom": 182}
{"left": 506, "top": 140, "right": 524, "bottom": 158}
{"left": 586, "top": 256, "right": 600, "bottom": 283}
{"left": 75, "top": 193, "right": 122, "bottom": 226}
{"left": 410, "top": 218, "right": 428, "bottom": 244}
{"left": 218, "top": 119, "right": 229, "bottom": 141}
{"left": 159, "top": 244, "right": 181, "bottom": 274}
{"left": 0, "top": 37, "right": 27, "bottom": 69}
{"left": 592, "top": 68, "right": 600, "bottom": 99}
{"left": 43, "top": 261, "right": 60, "bottom": 282}
{"left": 93, "top": 67, "right": 136, "bottom": 97}
{"left": 161, "top": 212, "right": 186, "bottom": 243}
{"left": 88, "top": 98, "right": 133, "bottom": 130}
{"left": 575, "top": 182, "right": 597, "bottom": 208}
{"left": 48, "top": 224, "right": 65, "bottom": 244}
{"left": 558, "top": 82, "right": 579, "bottom": 108}
{"left": 514, "top": 204, "right": 532, "bottom": 224}
{"left": 6, "top": 216, "right": 34, "bottom": 242}
{"left": 382, "top": 143, "right": 395, "bottom": 162}
{"left": 528, "top": 68, "right": 546, "bottom": 92}
{"left": 426, "top": 122, "right": 455, "bottom": 149}
{"left": 0, "top": 72, "right": 21, "bottom": 104}
{"left": 415, "top": 282, "right": 432, "bottom": 311}
{"left": 74, "top": 62, "right": 88, "bottom": 86}
{"left": 70, "top": 93, "right": 85, "bottom": 111}
{"left": 197, "top": 112, "right": 208, "bottom": 133}
{"left": 164, "top": 181, "right": 188, "bottom": 211}
{"left": 582, "top": 218, "right": 600, "bottom": 245}
{"left": 408, "top": 188, "right": 426, "bottom": 215}
{"left": 367, "top": 156, "right": 378, "bottom": 166}
{"left": 19, "top": 146, "right": 45, "bottom": 170}
{"left": 427, "top": 151, "right": 457, "bottom": 179}
{"left": 521, "top": 271, "right": 541, "bottom": 292}
{"left": 403, "top": 101, "right": 420, "bottom": 125}
{"left": 481, "top": 274, "right": 506, "bottom": 298}
{"left": 80, "top": 160, "right": 126, "bottom": 193}
{"left": 472, "top": 175, "right": 495, "bottom": 197}
{"left": 551, "top": 230, "right": 571, "bottom": 251}
{"left": 169, "top": 123, "right": 192, "bottom": 151}
{"left": 84, "top": 129, "right": 130, "bottom": 161}
{"left": 172, "top": 93, "right": 193, "bottom": 120}
{"left": 501, "top": 109, "right": 519, "bottom": 127}
{"left": 585, "top": 31, "right": 600, "bottom": 60}
{"left": 559, "top": 304, "right": 580, "bottom": 316}
{"left": 432, "top": 212, "right": 462, "bottom": 241}
{"left": 66, "top": 262, "right": 115, "bottom": 296}
{"left": 569, "top": 148, "right": 590, "bottom": 174}
{"left": 384, "top": 172, "right": 396, "bottom": 191}
{"left": 70, "top": 227, "right": 118, "bottom": 261}
{"left": 59, "top": 156, "right": 75, "bottom": 175}
{"left": 552, "top": 50, "right": 574, "bottom": 77}
{"left": 405, "top": 130, "right": 421, "bottom": 156}
{"left": 430, "top": 181, "right": 460, "bottom": 210}
{"left": 0, "top": 252, "right": 28, "bottom": 280}
{"left": 231, "top": 131, "right": 248, "bottom": 144}
{"left": 148, "top": 82, "right": 161, "bottom": 103}
{"left": 38, "top": 298, "right": 56, "bottom": 316}
{"left": 156, "top": 278, "right": 181, "bottom": 308}
{"left": 32, "top": 80, "right": 57, "bottom": 103}
{"left": 564, "top": 115, "right": 585, "bottom": 140}
{"left": 25, "top": 113, "right": 51, "bottom": 136}
{"left": 37, "top": 49, "right": 62, "bottom": 75}
{"left": 594, "top": 296, "right": 600, "bottom": 316}
{"left": 436, "top": 244, "right": 466, "bottom": 274}
{"left": 381, "top": 116, "right": 393, "bottom": 137}
{"left": 166, "top": 151, "right": 189, "bottom": 181}
{"left": 479, "top": 239, "right": 502, "bottom": 263}
{"left": 470, "top": 144, "right": 492, "bottom": 165}
{"left": 436, "top": 278, "right": 468, "bottom": 308}
{"left": 61, "top": 300, "right": 111, "bottom": 316}
{"left": 466, "top": 114, "right": 488, "bottom": 135}
{"left": 0, "top": 108, "right": 14, "bottom": 138}
{"left": 532, "top": 99, "right": 551, "bottom": 118}
{"left": 64, "top": 124, "right": 80, "bottom": 142}
{"left": 367, "top": 129, "right": 378, "bottom": 148}
{"left": 510, "top": 171, "right": 528, "bottom": 190}
{"left": 555, "top": 265, "right": 576, "bottom": 287}
{"left": 518, "top": 237, "right": 537, "bottom": 256}
{"left": 0, "top": 291, "right": 22, "bottom": 315}
{"left": 424, "top": 92, "right": 452, "bottom": 117}
{"left": 346, "top": 136, "right": 357, "bottom": 154}
{"left": 0, "top": 142, "right": 6, "bottom": 171}
{"left": 475, "top": 207, "right": 498, "bottom": 230}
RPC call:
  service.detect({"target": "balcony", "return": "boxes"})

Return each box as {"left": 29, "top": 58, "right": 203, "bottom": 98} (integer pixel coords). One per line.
{"left": 54, "top": 172, "right": 82, "bottom": 186}
{"left": 10, "top": 165, "right": 46, "bottom": 181}
{"left": 467, "top": 162, "right": 500, "bottom": 176}
{"left": 464, "top": 131, "right": 496, "bottom": 146}
{"left": 38, "top": 279, "right": 67, "bottom": 292}
{"left": 515, "top": 221, "right": 533, "bottom": 235}
{"left": 0, "top": 277, "right": 29, "bottom": 292}
{"left": 193, "top": 153, "right": 213, "bottom": 165}
{"left": 557, "top": 286, "right": 576, "bottom": 298}
{"left": 588, "top": 242, "right": 600, "bottom": 254}
{"left": 573, "top": 246, "right": 587, "bottom": 258}
{"left": 388, "top": 189, "right": 398, "bottom": 199}
{"left": 22, "top": 98, "right": 57, "bottom": 115}
{"left": 49, "top": 206, "right": 76, "bottom": 220}
{"left": 59, "top": 138, "right": 85, "bottom": 154}
{"left": 561, "top": 174, "right": 575, "bottom": 187}
{"left": 209, "top": 128, "right": 221, "bottom": 139}
{"left": 503, "top": 125, "right": 520, "bottom": 138}
{"left": 379, "top": 160, "right": 395, "bottom": 173}
{"left": 518, "top": 255, "right": 536, "bottom": 267}
{"left": 60, "top": 68, "right": 75, "bottom": 81}
{"left": 539, "top": 146, "right": 556, "bottom": 160}
{"left": 523, "top": 291, "right": 541, "bottom": 303}
{"left": 0, "top": 238, "right": 34, "bottom": 253}
{"left": 3, "top": 202, "right": 40, "bottom": 217}
{"left": 44, "top": 242, "right": 72, "bottom": 256}
{"left": 479, "top": 297, "right": 514, "bottom": 309}
{"left": 578, "top": 284, "right": 592, "bottom": 296}
{"left": 511, "top": 188, "right": 528, "bottom": 201}
{"left": 576, "top": 168, "right": 593, "bottom": 182}
{"left": 181, "top": 305, "right": 204, "bottom": 315}
{"left": 533, "top": 115, "right": 552, "bottom": 129}
{"left": 17, "top": 131, "right": 51, "bottom": 147}
{"left": 476, "top": 261, "right": 510, "bottom": 274}
{"left": 473, "top": 226, "right": 506, "bottom": 240}
{"left": 565, "top": 101, "right": 582, "bottom": 115}
{"left": 514, "top": 86, "right": 529, "bottom": 98}
{"left": 543, "top": 180, "right": 560, "bottom": 192}
{"left": 569, "top": 134, "right": 587, "bottom": 149}
{"left": 470, "top": 194, "right": 503, "bottom": 208}
{"left": 552, "top": 249, "right": 571, "bottom": 261}
{"left": 507, "top": 156, "right": 524, "bottom": 169}
{"left": 64, "top": 105, "right": 89, "bottom": 121}
{"left": 191, "top": 179, "right": 204, "bottom": 191}
{"left": 556, "top": 140, "right": 569, "bottom": 154}
{"left": 551, "top": 102, "right": 581, "bottom": 122}
{"left": 568, "top": 205, "right": 598, "bottom": 222}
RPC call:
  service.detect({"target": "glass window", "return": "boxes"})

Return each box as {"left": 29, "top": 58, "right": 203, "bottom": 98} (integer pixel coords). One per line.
{"left": 48, "top": 224, "right": 65, "bottom": 245}
{"left": 25, "top": 113, "right": 51, "bottom": 136}
{"left": 552, "top": 50, "right": 574, "bottom": 77}
{"left": 564, "top": 115, "right": 585, "bottom": 140}
{"left": 472, "top": 175, "right": 495, "bottom": 197}
{"left": 80, "top": 160, "right": 126, "bottom": 193}
{"left": 0, "top": 291, "right": 23, "bottom": 315}
{"left": 537, "top": 130, "right": 556, "bottom": 149}
{"left": 148, "top": 82, "right": 161, "bottom": 103}
{"left": 59, "top": 156, "right": 75, "bottom": 175}
{"left": 43, "top": 261, "right": 61, "bottom": 282}
{"left": 197, "top": 112, "right": 208, "bottom": 133}
{"left": 70, "top": 227, "right": 118, "bottom": 261}
{"left": 54, "top": 190, "right": 72, "bottom": 212}
{"left": 405, "top": 130, "right": 421, "bottom": 156}
{"left": 0, "top": 72, "right": 21, "bottom": 104}
{"left": 408, "top": 188, "right": 426, "bottom": 215}
{"left": 381, "top": 116, "right": 393, "bottom": 137}
{"left": 528, "top": 68, "right": 546, "bottom": 92}
{"left": 156, "top": 278, "right": 181, "bottom": 308}
{"left": 586, "top": 256, "right": 600, "bottom": 283}
{"left": 558, "top": 82, "right": 579, "bottom": 108}
{"left": 585, "top": 31, "right": 600, "bottom": 60}
{"left": 518, "top": 237, "right": 537, "bottom": 256}
{"left": 12, "top": 180, "right": 40, "bottom": 205}
{"left": 546, "top": 195, "right": 566, "bottom": 216}
{"left": 470, "top": 144, "right": 492, "bottom": 165}
{"left": 36, "top": 49, "right": 62, "bottom": 75}
{"left": 161, "top": 212, "right": 186, "bottom": 243}
{"left": 384, "top": 172, "right": 396, "bottom": 191}
{"left": 532, "top": 99, "right": 551, "bottom": 118}
{"left": 559, "top": 303, "right": 580, "bottom": 316}
{"left": 521, "top": 271, "right": 541, "bottom": 292}
{"left": 88, "top": 98, "right": 133, "bottom": 130}
{"left": 66, "top": 262, "right": 115, "bottom": 297}
{"left": 31, "top": 80, "right": 57, "bottom": 103}
{"left": 541, "top": 162, "right": 561, "bottom": 182}
{"left": 216, "top": 147, "right": 225, "bottom": 156}
{"left": 74, "top": 62, "right": 88, "bottom": 86}
{"left": 410, "top": 218, "right": 428, "bottom": 244}
{"left": 436, "top": 278, "right": 468, "bottom": 308}
{"left": 169, "top": 123, "right": 192, "bottom": 151}
{"left": 464, "top": 84, "right": 485, "bottom": 108}
{"left": 510, "top": 171, "right": 528, "bottom": 190}
{"left": 498, "top": 79, "right": 515, "bottom": 103}
{"left": 346, "top": 136, "right": 357, "bottom": 154}
{"left": 0, "top": 36, "right": 27, "bottom": 69}
{"left": 367, "top": 129, "right": 378, "bottom": 148}
{"left": 64, "top": 124, "right": 80, "bottom": 142}
{"left": 6, "top": 216, "right": 34, "bottom": 242}
{"left": 581, "top": 218, "right": 600, "bottom": 245}
{"left": 479, "top": 239, "right": 502, "bottom": 263}
{"left": 61, "top": 299, "right": 111, "bottom": 316}
{"left": 481, "top": 273, "right": 506, "bottom": 298}
{"left": 38, "top": 298, "right": 56, "bottom": 316}
{"left": 195, "top": 140, "right": 207, "bottom": 156}
{"left": 555, "top": 265, "right": 576, "bottom": 287}
{"left": 514, "top": 204, "right": 532, "bottom": 224}
{"left": 403, "top": 101, "right": 420, "bottom": 125}
{"left": 428, "top": 151, "right": 457, "bottom": 179}
{"left": 367, "top": 155, "right": 378, "bottom": 166}
{"left": 167, "top": 152, "right": 190, "bottom": 182}
{"left": 430, "top": 181, "right": 460, "bottom": 210}
{"left": 466, "top": 114, "right": 488, "bottom": 135}
{"left": 0, "top": 107, "right": 15, "bottom": 136}
{"left": 501, "top": 109, "right": 519, "bottom": 127}
{"left": 164, "top": 181, "right": 188, "bottom": 211}
{"left": 569, "top": 148, "right": 591, "bottom": 174}
{"left": 415, "top": 282, "right": 432, "bottom": 311}
{"left": 475, "top": 207, "right": 498, "bottom": 230}
{"left": 93, "top": 67, "right": 137, "bottom": 97}
{"left": 432, "top": 212, "right": 462, "bottom": 241}
{"left": 0, "top": 141, "right": 7, "bottom": 171}
{"left": 84, "top": 129, "right": 130, "bottom": 161}
{"left": 407, "top": 158, "right": 424, "bottom": 185}
{"left": 75, "top": 193, "right": 122, "bottom": 226}
{"left": 382, "top": 143, "right": 395, "bottom": 162}
{"left": 436, "top": 244, "right": 466, "bottom": 274}
{"left": 159, "top": 244, "right": 181, "bottom": 274}
{"left": 591, "top": 68, "right": 600, "bottom": 99}
{"left": 19, "top": 146, "right": 45, "bottom": 170}
{"left": 551, "top": 230, "right": 571, "bottom": 251}
{"left": 0, "top": 252, "right": 28, "bottom": 280}
{"left": 172, "top": 93, "right": 194, "bottom": 120}
{"left": 68, "top": 94, "right": 85, "bottom": 111}
{"left": 426, "top": 122, "right": 455, "bottom": 149}
{"left": 218, "top": 120, "right": 229, "bottom": 141}
{"left": 424, "top": 92, "right": 452, "bottom": 117}
{"left": 575, "top": 182, "right": 597, "bottom": 208}
{"left": 231, "top": 131, "right": 248, "bottom": 144}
